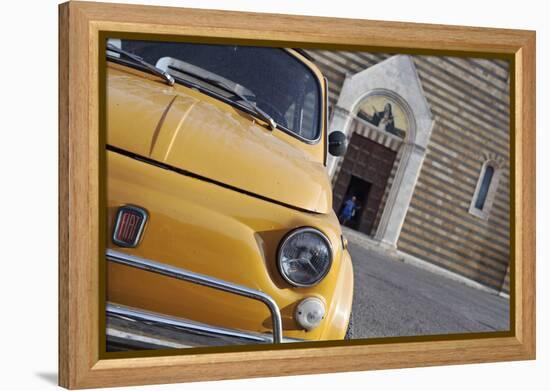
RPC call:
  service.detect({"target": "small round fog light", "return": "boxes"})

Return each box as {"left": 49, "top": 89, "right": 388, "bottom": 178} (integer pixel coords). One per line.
{"left": 295, "top": 297, "right": 325, "bottom": 331}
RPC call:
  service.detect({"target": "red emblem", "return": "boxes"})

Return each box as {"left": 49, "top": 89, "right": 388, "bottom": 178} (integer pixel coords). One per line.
{"left": 112, "top": 205, "right": 148, "bottom": 247}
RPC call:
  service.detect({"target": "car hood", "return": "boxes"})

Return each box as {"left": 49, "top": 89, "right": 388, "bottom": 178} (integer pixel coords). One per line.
{"left": 107, "top": 66, "right": 332, "bottom": 214}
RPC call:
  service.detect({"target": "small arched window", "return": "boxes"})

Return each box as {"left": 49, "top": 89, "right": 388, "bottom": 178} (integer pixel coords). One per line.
{"left": 474, "top": 165, "right": 494, "bottom": 210}
{"left": 469, "top": 161, "right": 500, "bottom": 220}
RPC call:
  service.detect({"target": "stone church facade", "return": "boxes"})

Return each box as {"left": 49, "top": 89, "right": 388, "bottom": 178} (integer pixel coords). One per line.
{"left": 305, "top": 50, "right": 510, "bottom": 295}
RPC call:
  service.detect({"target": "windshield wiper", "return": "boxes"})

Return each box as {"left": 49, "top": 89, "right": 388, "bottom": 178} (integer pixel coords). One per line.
{"left": 107, "top": 44, "right": 175, "bottom": 86}
{"left": 167, "top": 65, "right": 278, "bottom": 130}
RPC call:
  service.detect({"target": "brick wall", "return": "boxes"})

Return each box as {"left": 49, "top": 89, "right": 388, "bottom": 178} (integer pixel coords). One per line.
{"left": 306, "top": 50, "right": 510, "bottom": 294}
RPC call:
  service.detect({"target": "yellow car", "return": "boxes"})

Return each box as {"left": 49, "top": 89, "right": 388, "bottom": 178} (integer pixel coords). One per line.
{"left": 105, "top": 40, "right": 353, "bottom": 348}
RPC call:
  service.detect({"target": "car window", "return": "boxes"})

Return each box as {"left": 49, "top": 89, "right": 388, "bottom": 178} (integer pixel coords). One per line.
{"left": 116, "top": 40, "right": 322, "bottom": 141}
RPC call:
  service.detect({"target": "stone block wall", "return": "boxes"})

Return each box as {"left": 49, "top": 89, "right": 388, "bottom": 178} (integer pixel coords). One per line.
{"left": 306, "top": 50, "right": 510, "bottom": 294}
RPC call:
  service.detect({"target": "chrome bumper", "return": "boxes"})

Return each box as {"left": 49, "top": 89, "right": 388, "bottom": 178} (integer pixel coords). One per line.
{"left": 106, "top": 249, "right": 293, "bottom": 348}
{"left": 106, "top": 302, "right": 301, "bottom": 350}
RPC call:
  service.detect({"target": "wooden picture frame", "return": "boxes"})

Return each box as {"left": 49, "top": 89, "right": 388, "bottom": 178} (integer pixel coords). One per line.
{"left": 58, "top": 1, "right": 536, "bottom": 388}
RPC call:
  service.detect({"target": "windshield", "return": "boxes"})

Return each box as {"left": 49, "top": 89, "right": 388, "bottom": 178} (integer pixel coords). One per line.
{"left": 112, "top": 39, "right": 322, "bottom": 141}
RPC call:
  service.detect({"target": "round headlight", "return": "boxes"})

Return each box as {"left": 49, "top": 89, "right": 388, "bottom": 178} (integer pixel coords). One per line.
{"left": 278, "top": 227, "right": 333, "bottom": 287}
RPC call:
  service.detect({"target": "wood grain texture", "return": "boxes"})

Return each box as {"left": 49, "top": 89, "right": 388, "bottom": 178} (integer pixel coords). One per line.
{"left": 58, "top": 1, "right": 536, "bottom": 389}
{"left": 58, "top": 3, "right": 70, "bottom": 387}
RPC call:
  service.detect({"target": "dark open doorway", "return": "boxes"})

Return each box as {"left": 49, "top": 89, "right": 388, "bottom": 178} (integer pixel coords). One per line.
{"left": 338, "top": 175, "right": 371, "bottom": 230}
{"left": 333, "top": 131, "right": 397, "bottom": 236}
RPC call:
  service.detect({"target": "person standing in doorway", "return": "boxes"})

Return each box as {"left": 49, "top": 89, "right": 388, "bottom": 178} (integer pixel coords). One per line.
{"left": 339, "top": 196, "right": 360, "bottom": 226}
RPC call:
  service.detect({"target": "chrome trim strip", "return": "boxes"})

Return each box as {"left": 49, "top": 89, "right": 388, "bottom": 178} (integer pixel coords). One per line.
{"left": 107, "top": 302, "right": 303, "bottom": 346}
{"left": 106, "top": 249, "right": 283, "bottom": 343}
{"left": 323, "top": 76, "right": 329, "bottom": 166}
{"left": 107, "top": 324, "right": 191, "bottom": 350}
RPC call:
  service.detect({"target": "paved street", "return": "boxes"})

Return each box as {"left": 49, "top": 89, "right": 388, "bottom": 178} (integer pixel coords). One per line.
{"left": 347, "top": 242, "right": 510, "bottom": 339}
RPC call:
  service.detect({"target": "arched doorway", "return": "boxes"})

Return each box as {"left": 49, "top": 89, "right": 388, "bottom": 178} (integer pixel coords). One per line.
{"left": 328, "top": 55, "right": 434, "bottom": 247}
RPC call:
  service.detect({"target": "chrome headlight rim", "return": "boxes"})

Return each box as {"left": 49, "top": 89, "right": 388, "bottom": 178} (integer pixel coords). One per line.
{"left": 277, "top": 227, "right": 334, "bottom": 288}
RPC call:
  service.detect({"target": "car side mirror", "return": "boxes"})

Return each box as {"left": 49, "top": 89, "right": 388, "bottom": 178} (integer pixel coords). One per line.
{"left": 328, "top": 131, "right": 347, "bottom": 157}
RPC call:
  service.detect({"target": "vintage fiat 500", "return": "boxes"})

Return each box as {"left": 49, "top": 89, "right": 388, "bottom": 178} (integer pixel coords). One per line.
{"left": 105, "top": 40, "right": 353, "bottom": 348}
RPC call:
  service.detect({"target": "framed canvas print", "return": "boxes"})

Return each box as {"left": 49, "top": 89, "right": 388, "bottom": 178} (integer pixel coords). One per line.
{"left": 58, "top": 1, "right": 536, "bottom": 389}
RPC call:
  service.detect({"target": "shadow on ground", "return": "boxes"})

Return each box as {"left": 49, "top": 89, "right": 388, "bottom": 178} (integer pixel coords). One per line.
{"left": 35, "top": 372, "right": 58, "bottom": 386}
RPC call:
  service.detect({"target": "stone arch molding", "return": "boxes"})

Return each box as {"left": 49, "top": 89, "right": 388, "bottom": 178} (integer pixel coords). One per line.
{"left": 328, "top": 55, "right": 435, "bottom": 247}
{"left": 481, "top": 151, "right": 506, "bottom": 169}
{"left": 358, "top": 88, "right": 417, "bottom": 144}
